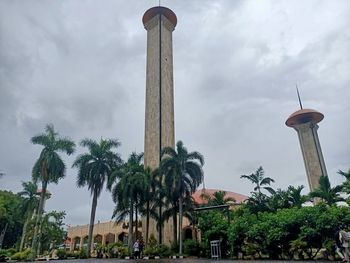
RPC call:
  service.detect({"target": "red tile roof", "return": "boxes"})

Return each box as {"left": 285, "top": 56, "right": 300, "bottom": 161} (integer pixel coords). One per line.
{"left": 192, "top": 188, "right": 248, "bottom": 205}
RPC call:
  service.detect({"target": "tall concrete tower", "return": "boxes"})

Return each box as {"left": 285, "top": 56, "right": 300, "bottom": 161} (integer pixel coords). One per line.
{"left": 142, "top": 6, "right": 177, "bottom": 244}
{"left": 286, "top": 103, "right": 328, "bottom": 192}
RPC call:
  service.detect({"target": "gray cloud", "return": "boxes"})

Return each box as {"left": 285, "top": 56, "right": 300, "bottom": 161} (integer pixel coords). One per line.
{"left": 0, "top": 0, "right": 349, "bottom": 226}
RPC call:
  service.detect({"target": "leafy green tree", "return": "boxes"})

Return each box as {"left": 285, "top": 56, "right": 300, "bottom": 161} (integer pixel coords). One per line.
{"left": 198, "top": 210, "right": 230, "bottom": 257}
{"left": 228, "top": 205, "right": 350, "bottom": 260}
{"left": 73, "top": 138, "right": 121, "bottom": 257}
{"left": 309, "top": 175, "right": 344, "bottom": 205}
{"left": 31, "top": 124, "right": 75, "bottom": 257}
{"left": 39, "top": 211, "right": 66, "bottom": 252}
{"left": 0, "top": 190, "right": 24, "bottom": 248}
{"left": 160, "top": 141, "right": 204, "bottom": 255}
{"left": 18, "top": 181, "right": 39, "bottom": 251}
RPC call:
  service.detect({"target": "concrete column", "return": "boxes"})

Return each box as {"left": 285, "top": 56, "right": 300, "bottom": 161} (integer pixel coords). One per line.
{"left": 142, "top": 6, "right": 177, "bottom": 246}
{"left": 286, "top": 108, "right": 327, "bottom": 193}
{"left": 79, "top": 237, "right": 83, "bottom": 250}
{"left": 294, "top": 122, "right": 327, "bottom": 191}
{"left": 70, "top": 240, "right": 74, "bottom": 251}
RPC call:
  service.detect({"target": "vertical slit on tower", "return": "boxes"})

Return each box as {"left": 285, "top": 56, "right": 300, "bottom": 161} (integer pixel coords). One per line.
{"left": 158, "top": 13, "right": 162, "bottom": 245}
{"left": 158, "top": 14, "right": 162, "bottom": 163}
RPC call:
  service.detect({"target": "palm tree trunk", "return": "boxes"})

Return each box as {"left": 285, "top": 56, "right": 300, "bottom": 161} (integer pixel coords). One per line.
{"left": 146, "top": 201, "right": 150, "bottom": 246}
{"left": 87, "top": 189, "right": 98, "bottom": 257}
{"left": 19, "top": 214, "right": 30, "bottom": 251}
{"left": 158, "top": 203, "right": 162, "bottom": 244}
{"left": 31, "top": 179, "right": 47, "bottom": 258}
{"left": 128, "top": 202, "right": 134, "bottom": 251}
{"left": 0, "top": 223, "right": 8, "bottom": 248}
{"left": 172, "top": 209, "right": 177, "bottom": 246}
{"left": 135, "top": 202, "right": 138, "bottom": 239}
{"left": 179, "top": 196, "right": 183, "bottom": 255}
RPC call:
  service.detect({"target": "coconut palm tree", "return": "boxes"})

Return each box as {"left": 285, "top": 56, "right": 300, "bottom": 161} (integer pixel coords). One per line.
{"left": 31, "top": 124, "right": 75, "bottom": 257}
{"left": 111, "top": 152, "right": 144, "bottom": 250}
{"left": 160, "top": 140, "right": 204, "bottom": 255}
{"left": 73, "top": 138, "right": 121, "bottom": 257}
{"left": 287, "top": 185, "right": 309, "bottom": 208}
{"left": 139, "top": 167, "right": 158, "bottom": 245}
{"left": 208, "top": 191, "right": 236, "bottom": 206}
{"left": 338, "top": 169, "right": 350, "bottom": 196}
{"left": 162, "top": 193, "right": 195, "bottom": 245}
{"left": 309, "top": 175, "right": 345, "bottom": 205}
{"left": 240, "top": 166, "right": 275, "bottom": 195}
{"left": 18, "top": 181, "right": 39, "bottom": 251}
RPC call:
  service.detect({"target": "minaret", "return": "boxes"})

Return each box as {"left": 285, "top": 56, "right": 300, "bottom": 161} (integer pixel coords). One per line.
{"left": 286, "top": 93, "right": 328, "bottom": 192}
{"left": 142, "top": 6, "right": 177, "bottom": 244}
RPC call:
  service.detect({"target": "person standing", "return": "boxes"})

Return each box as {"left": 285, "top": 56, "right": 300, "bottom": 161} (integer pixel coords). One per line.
{"left": 340, "top": 229, "right": 350, "bottom": 263}
{"left": 139, "top": 239, "right": 144, "bottom": 259}
{"left": 133, "top": 239, "right": 140, "bottom": 259}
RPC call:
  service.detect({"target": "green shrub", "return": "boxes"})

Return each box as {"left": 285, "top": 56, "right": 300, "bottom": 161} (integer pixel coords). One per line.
{"left": 157, "top": 244, "right": 171, "bottom": 257}
{"left": 78, "top": 248, "right": 88, "bottom": 259}
{"left": 56, "top": 249, "right": 66, "bottom": 259}
{"left": 66, "top": 251, "right": 79, "bottom": 258}
{"left": 184, "top": 239, "right": 200, "bottom": 257}
{"left": 144, "top": 246, "right": 157, "bottom": 257}
{"left": 118, "top": 247, "right": 129, "bottom": 258}
{"left": 4, "top": 249, "right": 16, "bottom": 257}
{"left": 11, "top": 249, "right": 32, "bottom": 261}
{"left": 0, "top": 250, "right": 7, "bottom": 262}
{"left": 170, "top": 242, "right": 179, "bottom": 253}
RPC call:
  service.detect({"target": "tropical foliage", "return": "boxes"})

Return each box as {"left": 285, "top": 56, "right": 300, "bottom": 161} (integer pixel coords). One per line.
{"left": 160, "top": 140, "right": 204, "bottom": 255}
{"left": 2, "top": 122, "right": 350, "bottom": 262}
{"left": 31, "top": 124, "right": 75, "bottom": 257}
{"left": 73, "top": 138, "right": 121, "bottom": 257}
{"left": 111, "top": 152, "right": 145, "bottom": 250}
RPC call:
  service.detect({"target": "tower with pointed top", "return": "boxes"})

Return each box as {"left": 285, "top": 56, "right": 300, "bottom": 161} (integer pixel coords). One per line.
{"left": 142, "top": 6, "right": 177, "bottom": 244}
{"left": 286, "top": 97, "right": 328, "bottom": 192}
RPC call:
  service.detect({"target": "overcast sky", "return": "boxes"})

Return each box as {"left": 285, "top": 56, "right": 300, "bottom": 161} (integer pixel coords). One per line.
{"left": 1, "top": 0, "right": 349, "bottom": 227}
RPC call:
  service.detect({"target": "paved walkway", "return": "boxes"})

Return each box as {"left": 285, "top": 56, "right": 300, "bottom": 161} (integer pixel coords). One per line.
{"left": 56, "top": 259, "right": 332, "bottom": 263}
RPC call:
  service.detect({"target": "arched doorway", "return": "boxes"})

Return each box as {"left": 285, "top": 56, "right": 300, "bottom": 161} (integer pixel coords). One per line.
{"left": 118, "top": 232, "right": 127, "bottom": 245}
{"left": 105, "top": 233, "right": 115, "bottom": 245}
{"left": 94, "top": 234, "right": 102, "bottom": 247}
{"left": 73, "top": 236, "right": 81, "bottom": 250}
{"left": 82, "top": 236, "right": 88, "bottom": 249}
{"left": 184, "top": 227, "right": 193, "bottom": 240}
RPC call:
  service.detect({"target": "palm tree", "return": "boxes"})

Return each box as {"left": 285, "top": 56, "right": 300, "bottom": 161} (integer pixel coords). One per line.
{"left": 309, "top": 175, "right": 345, "bottom": 205}
{"left": 111, "top": 152, "right": 144, "bottom": 250}
{"left": 208, "top": 191, "right": 236, "bottom": 206}
{"left": 31, "top": 124, "right": 75, "bottom": 257}
{"left": 338, "top": 169, "right": 350, "bottom": 195}
{"left": 267, "top": 188, "right": 291, "bottom": 211}
{"left": 160, "top": 140, "right": 204, "bottom": 255}
{"left": 139, "top": 167, "right": 158, "bottom": 246}
{"left": 287, "top": 185, "right": 308, "bottom": 208}
{"left": 73, "top": 138, "right": 121, "bottom": 257}
{"left": 18, "top": 181, "right": 39, "bottom": 251}
{"left": 162, "top": 193, "right": 195, "bottom": 245}
{"left": 240, "top": 166, "right": 275, "bottom": 195}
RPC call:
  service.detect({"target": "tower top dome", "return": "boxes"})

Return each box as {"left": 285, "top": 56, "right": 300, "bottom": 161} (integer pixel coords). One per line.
{"left": 286, "top": 108, "right": 324, "bottom": 127}
{"left": 142, "top": 6, "right": 177, "bottom": 27}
